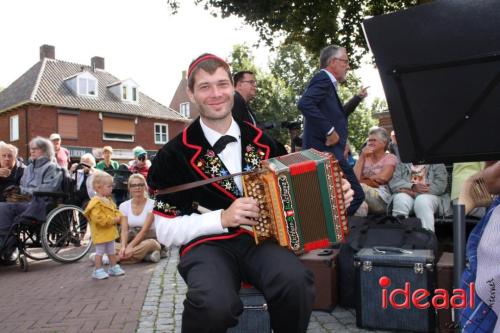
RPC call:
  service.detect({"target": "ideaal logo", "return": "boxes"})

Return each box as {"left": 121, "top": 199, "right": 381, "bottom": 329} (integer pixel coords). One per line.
{"left": 379, "top": 276, "right": 475, "bottom": 309}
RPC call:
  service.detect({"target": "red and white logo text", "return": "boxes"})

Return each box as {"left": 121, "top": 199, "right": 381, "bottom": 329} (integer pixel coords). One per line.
{"left": 379, "top": 276, "right": 475, "bottom": 309}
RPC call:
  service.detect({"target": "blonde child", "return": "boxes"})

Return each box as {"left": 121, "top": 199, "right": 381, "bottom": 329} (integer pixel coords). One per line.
{"left": 84, "top": 170, "right": 125, "bottom": 279}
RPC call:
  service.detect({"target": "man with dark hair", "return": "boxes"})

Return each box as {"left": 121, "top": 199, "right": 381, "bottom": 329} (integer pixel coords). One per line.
{"left": 298, "top": 45, "right": 365, "bottom": 216}
{"left": 148, "top": 53, "right": 354, "bottom": 332}
{"left": 232, "top": 70, "right": 288, "bottom": 155}
{"left": 232, "top": 70, "right": 258, "bottom": 125}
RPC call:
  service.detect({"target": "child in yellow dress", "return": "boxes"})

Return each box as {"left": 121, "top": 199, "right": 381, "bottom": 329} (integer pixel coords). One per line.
{"left": 84, "top": 171, "right": 125, "bottom": 279}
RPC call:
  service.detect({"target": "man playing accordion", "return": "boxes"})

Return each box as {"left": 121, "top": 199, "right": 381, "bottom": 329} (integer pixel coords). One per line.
{"left": 147, "top": 53, "right": 353, "bottom": 333}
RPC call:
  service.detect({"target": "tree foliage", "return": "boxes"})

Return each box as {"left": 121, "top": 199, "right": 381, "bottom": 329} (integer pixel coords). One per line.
{"left": 166, "top": 0, "right": 425, "bottom": 67}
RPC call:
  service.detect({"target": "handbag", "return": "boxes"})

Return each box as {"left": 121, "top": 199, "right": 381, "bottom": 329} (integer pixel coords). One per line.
{"left": 3, "top": 185, "right": 32, "bottom": 203}
{"left": 338, "top": 215, "right": 437, "bottom": 307}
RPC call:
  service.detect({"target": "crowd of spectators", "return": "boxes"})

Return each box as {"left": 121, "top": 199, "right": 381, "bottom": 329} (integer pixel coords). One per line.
{"left": 351, "top": 127, "right": 493, "bottom": 232}
{"left": 0, "top": 134, "right": 160, "bottom": 267}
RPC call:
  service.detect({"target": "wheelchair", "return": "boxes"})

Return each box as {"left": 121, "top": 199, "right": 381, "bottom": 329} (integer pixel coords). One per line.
{"left": 0, "top": 167, "right": 92, "bottom": 271}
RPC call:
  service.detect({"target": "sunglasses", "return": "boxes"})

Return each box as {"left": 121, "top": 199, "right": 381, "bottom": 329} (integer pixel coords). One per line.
{"left": 129, "top": 183, "right": 145, "bottom": 188}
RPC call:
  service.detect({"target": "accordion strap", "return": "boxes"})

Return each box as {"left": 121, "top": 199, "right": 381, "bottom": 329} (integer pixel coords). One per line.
{"left": 154, "top": 169, "right": 264, "bottom": 196}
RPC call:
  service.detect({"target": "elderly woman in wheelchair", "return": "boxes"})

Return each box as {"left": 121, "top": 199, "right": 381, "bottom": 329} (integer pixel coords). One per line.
{"left": 0, "top": 137, "right": 63, "bottom": 233}
{"left": 0, "top": 137, "right": 92, "bottom": 270}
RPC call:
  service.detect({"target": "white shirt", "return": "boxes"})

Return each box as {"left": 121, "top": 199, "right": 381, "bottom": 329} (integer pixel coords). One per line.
{"left": 154, "top": 118, "right": 246, "bottom": 247}
{"left": 199, "top": 117, "right": 243, "bottom": 193}
{"left": 321, "top": 69, "right": 338, "bottom": 90}
{"left": 119, "top": 198, "right": 155, "bottom": 229}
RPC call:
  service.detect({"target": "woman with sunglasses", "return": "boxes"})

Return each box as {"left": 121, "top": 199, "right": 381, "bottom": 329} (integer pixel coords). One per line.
{"left": 117, "top": 173, "right": 161, "bottom": 263}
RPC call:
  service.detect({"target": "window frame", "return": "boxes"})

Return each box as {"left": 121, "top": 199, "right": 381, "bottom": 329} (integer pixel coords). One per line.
{"left": 103, "top": 133, "right": 135, "bottom": 142}
{"left": 154, "top": 123, "right": 169, "bottom": 145}
{"left": 9, "top": 114, "right": 19, "bottom": 141}
{"left": 77, "top": 76, "right": 98, "bottom": 97}
{"left": 57, "top": 110, "right": 79, "bottom": 139}
{"left": 180, "top": 102, "right": 190, "bottom": 118}
{"left": 102, "top": 115, "right": 136, "bottom": 142}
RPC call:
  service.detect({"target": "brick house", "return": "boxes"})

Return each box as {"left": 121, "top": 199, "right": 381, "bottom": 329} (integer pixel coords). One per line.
{"left": 169, "top": 71, "right": 199, "bottom": 120}
{"left": 0, "top": 44, "right": 190, "bottom": 162}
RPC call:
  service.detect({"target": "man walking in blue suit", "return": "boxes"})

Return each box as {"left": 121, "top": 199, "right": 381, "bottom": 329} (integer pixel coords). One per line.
{"left": 298, "top": 45, "right": 364, "bottom": 215}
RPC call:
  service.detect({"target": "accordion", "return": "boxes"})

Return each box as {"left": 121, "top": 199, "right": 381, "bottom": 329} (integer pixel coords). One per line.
{"left": 242, "top": 149, "right": 348, "bottom": 253}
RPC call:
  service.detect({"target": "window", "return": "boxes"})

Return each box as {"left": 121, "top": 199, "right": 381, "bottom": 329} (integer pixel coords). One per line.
{"left": 78, "top": 77, "right": 97, "bottom": 96}
{"left": 58, "top": 113, "right": 78, "bottom": 139}
{"left": 10, "top": 115, "right": 19, "bottom": 141}
{"left": 180, "top": 102, "right": 190, "bottom": 118}
{"left": 122, "top": 86, "right": 127, "bottom": 100}
{"left": 102, "top": 116, "right": 135, "bottom": 142}
{"left": 155, "top": 124, "right": 168, "bottom": 144}
{"left": 132, "top": 87, "right": 137, "bottom": 102}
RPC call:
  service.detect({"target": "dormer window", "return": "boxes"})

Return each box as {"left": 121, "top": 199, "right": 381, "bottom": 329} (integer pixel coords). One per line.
{"left": 79, "top": 77, "right": 97, "bottom": 96}
{"left": 65, "top": 72, "right": 98, "bottom": 98}
{"left": 108, "top": 79, "right": 138, "bottom": 104}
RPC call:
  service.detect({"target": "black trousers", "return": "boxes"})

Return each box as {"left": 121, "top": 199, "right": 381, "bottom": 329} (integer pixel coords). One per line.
{"left": 178, "top": 234, "right": 315, "bottom": 333}
{"left": 338, "top": 158, "right": 365, "bottom": 216}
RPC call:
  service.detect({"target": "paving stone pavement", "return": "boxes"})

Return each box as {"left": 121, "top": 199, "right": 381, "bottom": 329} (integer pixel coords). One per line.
{"left": 0, "top": 251, "right": 157, "bottom": 333}
{"left": 138, "top": 248, "right": 391, "bottom": 333}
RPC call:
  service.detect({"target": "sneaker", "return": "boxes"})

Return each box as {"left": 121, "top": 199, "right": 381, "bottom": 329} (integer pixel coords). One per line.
{"left": 108, "top": 264, "right": 125, "bottom": 276}
{"left": 89, "top": 253, "right": 110, "bottom": 265}
{"left": 160, "top": 247, "right": 168, "bottom": 259}
{"left": 144, "top": 250, "right": 161, "bottom": 263}
{"left": 92, "top": 268, "right": 109, "bottom": 280}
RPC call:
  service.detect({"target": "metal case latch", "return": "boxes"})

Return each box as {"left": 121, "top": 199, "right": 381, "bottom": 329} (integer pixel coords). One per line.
{"left": 414, "top": 263, "right": 424, "bottom": 274}
{"left": 362, "top": 261, "right": 373, "bottom": 272}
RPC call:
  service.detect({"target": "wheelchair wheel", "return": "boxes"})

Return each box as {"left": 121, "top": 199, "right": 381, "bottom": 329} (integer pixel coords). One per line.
{"left": 18, "top": 224, "right": 49, "bottom": 261}
{"left": 42, "top": 205, "right": 92, "bottom": 263}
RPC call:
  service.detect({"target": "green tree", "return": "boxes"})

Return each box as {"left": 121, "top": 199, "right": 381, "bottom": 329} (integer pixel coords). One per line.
{"left": 337, "top": 74, "right": 378, "bottom": 153}
{"left": 166, "top": 0, "right": 428, "bottom": 66}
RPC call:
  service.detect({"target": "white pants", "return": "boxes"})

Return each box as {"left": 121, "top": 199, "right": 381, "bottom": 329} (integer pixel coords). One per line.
{"left": 391, "top": 193, "right": 440, "bottom": 231}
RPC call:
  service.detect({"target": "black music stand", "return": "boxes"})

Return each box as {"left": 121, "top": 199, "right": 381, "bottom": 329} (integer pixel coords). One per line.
{"left": 363, "top": 0, "right": 500, "bottom": 329}
{"left": 363, "top": 0, "right": 500, "bottom": 164}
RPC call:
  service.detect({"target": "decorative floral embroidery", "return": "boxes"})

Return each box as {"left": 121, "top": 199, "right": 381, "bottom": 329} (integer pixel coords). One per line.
{"left": 193, "top": 145, "right": 266, "bottom": 198}
{"left": 196, "top": 149, "right": 240, "bottom": 197}
{"left": 243, "top": 144, "right": 265, "bottom": 171}
{"left": 154, "top": 200, "right": 180, "bottom": 217}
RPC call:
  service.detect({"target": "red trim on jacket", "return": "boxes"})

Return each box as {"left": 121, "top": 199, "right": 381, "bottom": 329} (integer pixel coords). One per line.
{"left": 180, "top": 228, "right": 253, "bottom": 257}
{"left": 182, "top": 127, "right": 237, "bottom": 200}
{"left": 153, "top": 210, "right": 177, "bottom": 219}
{"left": 245, "top": 121, "right": 271, "bottom": 159}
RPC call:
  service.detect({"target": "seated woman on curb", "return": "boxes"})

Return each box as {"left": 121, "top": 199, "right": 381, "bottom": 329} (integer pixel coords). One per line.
{"left": 388, "top": 162, "right": 450, "bottom": 232}
{"left": 89, "top": 173, "right": 161, "bottom": 264}
{"left": 118, "top": 174, "right": 162, "bottom": 263}
{"left": 353, "top": 127, "right": 398, "bottom": 215}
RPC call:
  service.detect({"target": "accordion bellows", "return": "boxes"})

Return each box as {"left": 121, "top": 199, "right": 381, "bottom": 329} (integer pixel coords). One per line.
{"left": 242, "top": 149, "right": 347, "bottom": 253}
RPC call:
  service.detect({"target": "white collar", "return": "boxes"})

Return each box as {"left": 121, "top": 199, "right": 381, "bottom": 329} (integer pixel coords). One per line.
{"left": 321, "top": 69, "right": 338, "bottom": 88}
{"left": 199, "top": 117, "right": 241, "bottom": 147}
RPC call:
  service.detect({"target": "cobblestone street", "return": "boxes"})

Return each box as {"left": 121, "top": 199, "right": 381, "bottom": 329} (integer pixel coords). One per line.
{"left": 0, "top": 248, "right": 389, "bottom": 333}
{"left": 137, "top": 248, "right": 390, "bottom": 333}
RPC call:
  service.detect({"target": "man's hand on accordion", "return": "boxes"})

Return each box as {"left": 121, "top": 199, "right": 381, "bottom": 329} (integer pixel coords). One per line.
{"left": 342, "top": 178, "right": 354, "bottom": 209}
{"left": 220, "top": 197, "right": 260, "bottom": 228}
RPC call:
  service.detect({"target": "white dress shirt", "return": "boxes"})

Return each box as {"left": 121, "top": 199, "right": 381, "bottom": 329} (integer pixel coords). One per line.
{"left": 200, "top": 117, "right": 243, "bottom": 193}
{"left": 154, "top": 118, "right": 245, "bottom": 247}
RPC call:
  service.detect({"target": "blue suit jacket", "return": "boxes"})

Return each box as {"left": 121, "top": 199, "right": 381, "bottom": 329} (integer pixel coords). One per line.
{"left": 297, "top": 70, "right": 347, "bottom": 161}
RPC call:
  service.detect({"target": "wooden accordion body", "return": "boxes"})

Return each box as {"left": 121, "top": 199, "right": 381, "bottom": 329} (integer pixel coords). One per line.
{"left": 242, "top": 149, "right": 348, "bottom": 254}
